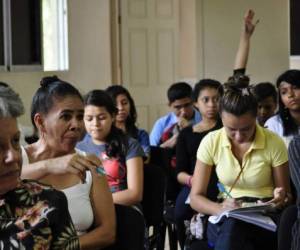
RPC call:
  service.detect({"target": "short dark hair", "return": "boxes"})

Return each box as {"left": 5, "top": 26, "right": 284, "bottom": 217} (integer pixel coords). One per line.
{"left": 253, "top": 82, "right": 277, "bottom": 103}
{"left": 192, "top": 79, "right": 223, "bottom": 101}
{"left": 276, "top": 70, "right": 300, "bottom": 136}
{"left": 167, "top": 82, "right": 192, "bottom": 103}
{"left": 31, "top": 76, "right": 83, "bottom": 129}
{"left": 220, "top": 75, "right": 257, "bottom": 117}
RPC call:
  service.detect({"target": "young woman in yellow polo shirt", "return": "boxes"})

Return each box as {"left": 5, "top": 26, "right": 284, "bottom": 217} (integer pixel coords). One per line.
{"left": 190, "top": 77, "right": 292, "bottom": 250}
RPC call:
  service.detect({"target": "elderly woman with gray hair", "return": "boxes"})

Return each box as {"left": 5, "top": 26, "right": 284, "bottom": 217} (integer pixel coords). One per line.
{"left": 0, "top": 82, "right": 80, "bottom": 249}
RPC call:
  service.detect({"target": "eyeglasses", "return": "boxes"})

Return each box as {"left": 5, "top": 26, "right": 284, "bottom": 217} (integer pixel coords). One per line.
{"left": 173, "top": 102, "right": 193, "bottom": 110}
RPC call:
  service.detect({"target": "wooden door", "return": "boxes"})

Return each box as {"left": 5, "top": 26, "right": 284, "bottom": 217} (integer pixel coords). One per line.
{"left": 120, "top": 0, "right": 179, "bottom": 132}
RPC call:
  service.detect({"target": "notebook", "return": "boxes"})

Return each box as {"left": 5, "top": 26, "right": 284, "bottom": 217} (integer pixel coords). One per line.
{"left": 208, "top": 203, "right": 277, "bottom": 231}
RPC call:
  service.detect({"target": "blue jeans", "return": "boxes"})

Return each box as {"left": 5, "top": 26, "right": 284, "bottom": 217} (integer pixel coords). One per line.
{"left": 207, "top": 217, "right": 277, "bottom": 250}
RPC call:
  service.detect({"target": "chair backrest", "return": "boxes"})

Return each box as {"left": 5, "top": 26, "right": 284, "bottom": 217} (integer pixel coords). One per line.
{"left": 150, "top": 146, "right": 180, "bottom": 202}
{"left": 142, "top": 163, "right": 166, "bottom": 227}
{"left": 104, "top": 204, "right": 145, "bottom": 250}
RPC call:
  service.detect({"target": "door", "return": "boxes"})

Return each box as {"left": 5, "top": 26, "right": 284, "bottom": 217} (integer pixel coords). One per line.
{"left": 120, "top": 0, "right": 179, "bottom": 132}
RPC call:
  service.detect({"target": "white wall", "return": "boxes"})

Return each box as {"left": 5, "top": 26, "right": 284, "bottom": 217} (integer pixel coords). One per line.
{"left": 196, "top": 0, "right": 289, "bottom": 84}
{"left": 0, "top": 0, "right": 112, "bottom": 127}
{"left": 0, "top": 0, "right": 290, "bottom": 130}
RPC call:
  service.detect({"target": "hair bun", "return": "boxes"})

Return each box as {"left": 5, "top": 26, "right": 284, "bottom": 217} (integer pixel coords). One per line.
{"left": 40, "top": 75, "right": 60, "bottom": 88}
{"left": 225, "top": 74, "right": 250, "bottom": 89}
{"left": 224, "top": 74, "right": 254, "bottom": 97}
{"left": 0, "top": 82, "right": 9, "bottom": 88}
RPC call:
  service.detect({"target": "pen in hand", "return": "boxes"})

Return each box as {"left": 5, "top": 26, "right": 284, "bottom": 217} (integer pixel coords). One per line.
{"left": 96, "top": 166, "right": 107, "bottom": 176}
{"left": 217, "top": 182, "right": 233, "bottom": 198}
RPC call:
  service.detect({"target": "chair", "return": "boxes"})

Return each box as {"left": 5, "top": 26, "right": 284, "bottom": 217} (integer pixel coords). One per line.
{"left": 104, "top": 204, "right": 145, "bottom": 250}
{"left": 150, "top": 146, "right": 181, "bottom": 250}
{"left": 142, "top": 163, "right": 166, "bottom": 250}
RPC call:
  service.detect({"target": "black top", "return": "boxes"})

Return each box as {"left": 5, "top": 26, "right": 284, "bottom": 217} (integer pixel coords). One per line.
{"left": 176, "top": 119, "right": 223, "bottom": 176}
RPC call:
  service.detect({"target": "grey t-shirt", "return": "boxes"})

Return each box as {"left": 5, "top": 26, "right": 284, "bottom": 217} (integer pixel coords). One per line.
{"left": 76, "top": 134, "right": 144, "bottom": 192}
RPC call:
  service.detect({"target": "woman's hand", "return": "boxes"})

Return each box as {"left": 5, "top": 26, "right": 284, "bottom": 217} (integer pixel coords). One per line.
{"left": 46, "top": 153, "right": 102, "bottom": 181}
{"left": 243, "top": 9, "right": 259, "bottom": 37}
{"left": 220, "top": 198, "right": 241, "bottom": 211}
{"left": 267, "top": 187, "right": 287, "bottom": 209}
{"left": 160, "top": 133, "right": 179, "bottom": 148}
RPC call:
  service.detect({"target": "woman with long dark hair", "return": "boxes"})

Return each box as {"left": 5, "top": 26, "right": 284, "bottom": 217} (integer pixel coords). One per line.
{"left": 77, "top": 89, "right": 144, "bottom": 206}
{"left": 265, "top": 70, "right": 300, "bottom": 146}
{"left": 106, "top": 85, "right": 150, "bottom": 162}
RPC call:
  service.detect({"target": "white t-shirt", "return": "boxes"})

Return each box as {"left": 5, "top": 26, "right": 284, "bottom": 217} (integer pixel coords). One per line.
{"left": 264, "top": 114, "right": 300, "bottom": 147}
{"left": 21, "top": 147, "right": 94, "bottom": 235}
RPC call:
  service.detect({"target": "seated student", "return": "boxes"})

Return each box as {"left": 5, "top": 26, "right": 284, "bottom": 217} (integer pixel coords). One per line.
{"left": 77, "top": 90, "right": 146, "bottom": 250}
{"left": 77, "top": 90, "right": 144, "bottom": 207}
{"left": 106, "top": 85, "right": 150, "bottom": 162}
{"left": 150, "top": 82, "right": 201, "bottom": 149}
{"left": 21, "top": 76, "right": 116, "bottom": 249}
{"left": 0, "top": 83, "right": 80, "bottom": 249}
{"left": 253, "top": 82, "right": 277, "bottom": 126}
{"left": 286, "top": 136, "right": 300, "bottom": 250}
{"left": 190, "top": 77, "right": 291, "bottom": 250}
{"left": 265, "top": 70, "right": 300, "bottom": 146}
{"left": 175, "top": 79, "right": 223, "bottom": 248}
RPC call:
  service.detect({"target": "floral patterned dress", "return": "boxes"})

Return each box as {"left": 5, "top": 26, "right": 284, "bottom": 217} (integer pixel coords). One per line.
{"left": 0, "top": 180, "right": 80, "bottom": 250}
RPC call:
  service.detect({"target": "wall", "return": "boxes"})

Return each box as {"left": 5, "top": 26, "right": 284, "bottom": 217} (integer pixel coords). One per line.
{"left": 196, "top": 0, "right": 289, "bottom": 84}
{"left": 0, "top": 0, "right": 112, "bottom": 127}
{"left": 179, "top": 0, "right": 197, "bottom": 81}
{"left": 0, "top": 0, "right": 290, "bottom": 131}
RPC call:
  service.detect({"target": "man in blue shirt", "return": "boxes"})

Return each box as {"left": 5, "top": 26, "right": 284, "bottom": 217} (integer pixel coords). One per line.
{"left": 150, "top": 82, "right": 201, "bottom": 148}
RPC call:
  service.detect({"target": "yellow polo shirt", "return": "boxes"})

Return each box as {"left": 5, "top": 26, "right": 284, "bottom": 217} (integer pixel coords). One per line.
{"left": 197, "top": 125, "right": 288, "bottom": 198}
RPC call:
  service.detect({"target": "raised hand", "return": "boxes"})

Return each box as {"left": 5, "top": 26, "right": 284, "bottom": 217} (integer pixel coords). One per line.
{"left": 244, "top": 9, "right": 259, "bottom": 36}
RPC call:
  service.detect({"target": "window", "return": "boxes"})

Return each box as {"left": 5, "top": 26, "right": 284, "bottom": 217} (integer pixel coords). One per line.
{"left": 0, "top": 0, "right": 68, "bottom": 72}
{"left": 290, "top": 0, "right": 300, "bottom": 68}
{"left": 42, "top": 0, "right": 69, "bottom": 71}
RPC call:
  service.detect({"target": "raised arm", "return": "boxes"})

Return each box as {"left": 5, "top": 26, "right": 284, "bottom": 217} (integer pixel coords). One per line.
{"left": 79, "top": 172, "right": 116, "bottom": 249}
{"left": 234, "top": 9, "right": 259, "bottom": 70}
{"left": 112, "top": 156, "right": 144, "bottom": 205}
